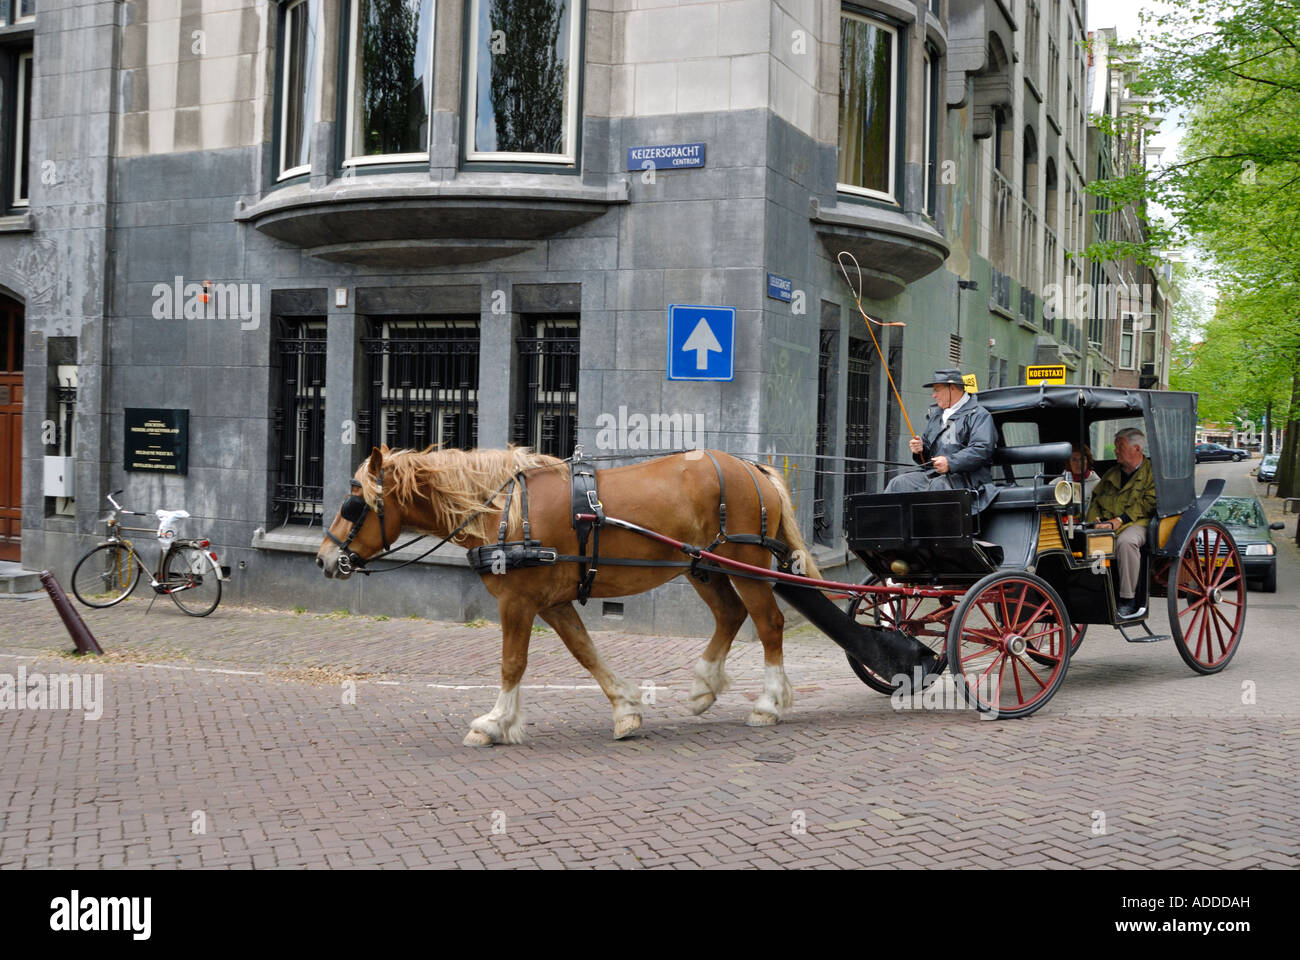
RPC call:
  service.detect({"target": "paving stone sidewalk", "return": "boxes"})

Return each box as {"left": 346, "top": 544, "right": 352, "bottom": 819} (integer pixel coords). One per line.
{"left": 2, "top": 581, "right": 1298, "bottom": 869}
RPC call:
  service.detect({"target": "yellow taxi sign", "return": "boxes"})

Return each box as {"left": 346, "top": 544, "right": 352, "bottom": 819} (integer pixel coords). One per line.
{"left": 1026, "top": 364, "right": 1066, "bottom": 386}
{"left": 962, "top": 373, "right": 979, "bottom": 393}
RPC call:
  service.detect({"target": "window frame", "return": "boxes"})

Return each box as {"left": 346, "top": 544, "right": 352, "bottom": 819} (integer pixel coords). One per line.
{"left": 340, "top": 0, "right": 437, "bottom": 170}
{"left": 1119, "top": 313, "right": 1136, "bottom": 369}
{"left": 462, "top": 0, "right": 584, "bottom": 167}
{"left": 276, "top": 0, "right": 322, "bottom": 182}
{"left": 10, "top": 50, "right": 32, "bottom": 209}
{"left": 923, "top": 43, "right": 938, "bottom": 218}
{"left": 836, "top": 6, "right": 902, "bottom": 206}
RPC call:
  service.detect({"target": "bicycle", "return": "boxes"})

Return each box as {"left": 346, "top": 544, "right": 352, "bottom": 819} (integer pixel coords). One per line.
{"left": 70, "top": 491, "right": 226, "bottom": 617}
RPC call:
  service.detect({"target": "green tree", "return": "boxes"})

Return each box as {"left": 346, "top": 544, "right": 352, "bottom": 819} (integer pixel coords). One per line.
{"left": 487, "top": 0, "right": 567, "bottom": 154}
{"left": 1085, "top": 0, "right": 1300, "bottom": 495}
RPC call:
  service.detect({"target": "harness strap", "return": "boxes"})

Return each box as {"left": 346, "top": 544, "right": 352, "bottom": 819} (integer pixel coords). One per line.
{"left": 736, "top": 459, "right": 768, "bottom": 539}
{"left": 692, "top": 450, "right": 728, "bottom": 581}
{"left": 498, "top": 476, "right": 517, "bottom": 545}
{"left": 518, "top": 472, "right": 531, "bottom": 542}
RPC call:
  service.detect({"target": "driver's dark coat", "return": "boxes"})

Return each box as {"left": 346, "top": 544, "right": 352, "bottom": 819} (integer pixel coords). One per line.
{"left": 914, "top": 395, "right": 998, "bottom": 510}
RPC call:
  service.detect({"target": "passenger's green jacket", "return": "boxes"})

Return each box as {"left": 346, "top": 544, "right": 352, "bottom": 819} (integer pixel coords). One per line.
{"left": 1085, "top": 457, "right": 1156, "bottom": 532}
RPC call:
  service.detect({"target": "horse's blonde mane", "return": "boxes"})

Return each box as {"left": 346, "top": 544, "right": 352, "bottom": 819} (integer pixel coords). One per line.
{"left": 353, "top": 446, "right": 565, "bottom": 543}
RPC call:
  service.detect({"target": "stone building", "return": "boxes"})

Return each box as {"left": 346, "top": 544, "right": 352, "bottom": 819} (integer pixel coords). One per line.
{"left": 1, "top": 0, "right": 1150, "bottom": 632}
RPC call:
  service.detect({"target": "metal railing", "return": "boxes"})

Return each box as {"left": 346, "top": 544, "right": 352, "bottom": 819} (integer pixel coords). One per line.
{"left": 360, "top": 317, "right": 480, "bottom": 454}
{"left": 512, "top": 316, "right": 579, "bottom": 458}
{"left": 272, "top": 320, "right": 326, "bottom": 523}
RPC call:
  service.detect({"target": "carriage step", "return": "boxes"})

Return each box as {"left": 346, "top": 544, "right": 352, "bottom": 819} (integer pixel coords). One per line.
{"left": 1118, "top": 620, "right": 1169, "bottom": 644}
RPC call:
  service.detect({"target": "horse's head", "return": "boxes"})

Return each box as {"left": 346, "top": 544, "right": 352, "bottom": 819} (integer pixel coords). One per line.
{"left": 316, "top": 447, "right": 405, "bottom": 579}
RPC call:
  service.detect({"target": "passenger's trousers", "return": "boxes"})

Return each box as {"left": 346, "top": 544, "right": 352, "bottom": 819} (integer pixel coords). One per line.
{"left": 1116, "top": 523, "right": 1147, "bottom": 599}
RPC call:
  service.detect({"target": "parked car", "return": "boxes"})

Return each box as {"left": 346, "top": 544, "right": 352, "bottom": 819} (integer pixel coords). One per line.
{"left": 1195, "top": 442, "right": 1250, "bottom": 463}
{"left": 1258, "top": 454, "right": 1281, "bottom": 482}
{"left": 1205, "top": 496, "right": 1285, "bottom": 592}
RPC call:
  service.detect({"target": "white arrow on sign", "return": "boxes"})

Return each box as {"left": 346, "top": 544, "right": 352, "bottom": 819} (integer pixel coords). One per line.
{"left": 681, "top": 317, "right": 722, "bottom": 369}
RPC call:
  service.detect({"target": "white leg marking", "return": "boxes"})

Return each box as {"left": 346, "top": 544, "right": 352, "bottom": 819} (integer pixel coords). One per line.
{"left": 690, "top": 656, "right": 731, "bottom": 715}
{"left": 747, "top": 665, "right": 793, "bottom": 726}
{"left": 467, "top": 686, "right": 525, "bottom": 745}
{"left": 611, "top": 676, "right": 643, "bottom": 739}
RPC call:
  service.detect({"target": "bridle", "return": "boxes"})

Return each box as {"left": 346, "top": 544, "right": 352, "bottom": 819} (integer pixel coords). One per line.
{"left": 324, "top": 472, "right": 519, "bottom": 576}
{"left": 325, "top": 478, "right": 393, "bottom": 575}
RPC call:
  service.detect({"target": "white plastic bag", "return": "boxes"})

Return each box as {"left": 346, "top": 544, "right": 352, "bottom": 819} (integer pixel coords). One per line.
{"left": 155, "top": 509, "right": 190, "bottom": 547}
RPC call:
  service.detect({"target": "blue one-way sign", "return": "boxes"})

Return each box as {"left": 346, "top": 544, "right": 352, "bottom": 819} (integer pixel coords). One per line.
{"left": 667, "top": 305, "right": 735, "bottom": 381}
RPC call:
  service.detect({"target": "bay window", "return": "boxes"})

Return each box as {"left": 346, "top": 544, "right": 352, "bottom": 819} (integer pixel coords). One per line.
{"left": 464, "top": 0, "right": 582, "bottom": 165}
{"left": 837, "top": 9, "right": 899, "bottom": 203}
{"left": 343, "top": 0, "right": 434, "bottom": 166}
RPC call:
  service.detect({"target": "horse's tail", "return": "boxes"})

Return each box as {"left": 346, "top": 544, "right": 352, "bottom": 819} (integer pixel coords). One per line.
{"left": 751, "top": 460, "right": 821, "bottom": 580}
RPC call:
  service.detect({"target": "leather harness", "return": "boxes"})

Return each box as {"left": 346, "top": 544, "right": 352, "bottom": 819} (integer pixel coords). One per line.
{"left": 465, "top": 451, "right": 795, "bottom": 600}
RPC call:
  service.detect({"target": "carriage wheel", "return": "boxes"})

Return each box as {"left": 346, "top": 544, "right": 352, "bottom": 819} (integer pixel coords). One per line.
{"left": 947, "top": 571, "right": 1071, "bottom": 719}
{"left": 1168, "top": 521, "right": 1246, "bottom": 674}
{"left": 845, "top": 576, "right": 952, "bottom": 694}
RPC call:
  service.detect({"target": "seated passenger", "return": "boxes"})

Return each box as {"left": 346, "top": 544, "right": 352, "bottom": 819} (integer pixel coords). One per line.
{"left": 1058, "top": 443, "right": 1101, "bottom": 509}
{"left": 885, "top": 368, "right": 996, "bottom": 511}
{"left": 1086, "top": 427, "right": 1156, "bottom": 618}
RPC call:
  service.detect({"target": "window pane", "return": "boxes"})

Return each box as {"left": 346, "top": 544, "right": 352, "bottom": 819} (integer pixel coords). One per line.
{"left": 838, "top": 15, "right": 893, "bottom": 196}
{"left": 348, "top": 0, "right": 432, "bottom": 158}
{"left": 473, "top": 0, "right": 572, "bottom": 155}
{"left": 281, "top": 0, "right": 320, "bottom": 175}
{"left": 19, "top": 0, "right": 35, "bottom": 18}
{"left": 16, "top": 54, "right": 32, "bottom": 204}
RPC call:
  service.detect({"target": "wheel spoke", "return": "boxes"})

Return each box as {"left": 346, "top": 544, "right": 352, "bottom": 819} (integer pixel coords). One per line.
{"left": 1011, "top": 655, "right": 1026, "bottom": 703}
{"left": 1179, "top": 596, "right": 1207, "bottom": 619}
{"left": 998, "top": 587, "right": 1010, "bottom": 633}
{"left": 1010, "top": 597, "right": 1052, "bottom": 636}
{"left": 1011, "top": 653, "right": 1050, "bottom": 688}
{"left": 961, "top": 645, "right": 1000, "bottom": 665}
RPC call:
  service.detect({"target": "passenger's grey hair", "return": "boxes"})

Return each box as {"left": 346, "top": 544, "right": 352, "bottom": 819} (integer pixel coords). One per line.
{"left": 1115, "top": 427, "right": 1146, "bottom": 448}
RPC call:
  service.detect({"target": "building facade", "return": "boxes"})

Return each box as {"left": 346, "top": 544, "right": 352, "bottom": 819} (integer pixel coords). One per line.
{"left": 2, "top": 0, "right": 1168, "bottom": 633}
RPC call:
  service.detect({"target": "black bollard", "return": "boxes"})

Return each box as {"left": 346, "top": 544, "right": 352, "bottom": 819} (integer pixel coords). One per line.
{"left": 39, "top": 570, "right": 105, "bottom": 655}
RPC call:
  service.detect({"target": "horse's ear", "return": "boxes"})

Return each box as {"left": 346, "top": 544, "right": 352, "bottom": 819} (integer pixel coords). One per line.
{"left": 368, "top": 446, "right": 383, "bottom": 477}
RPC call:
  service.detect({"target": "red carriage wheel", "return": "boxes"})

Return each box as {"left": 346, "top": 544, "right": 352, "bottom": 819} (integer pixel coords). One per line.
{"left": 1168, "top": 520, "right": 1246, "bottom": 674}
{"left": 845, "top": 576, "right": 951, "bottom": 694}
{"left": 946, "top": 571, "right": 1071, "bottom": 719}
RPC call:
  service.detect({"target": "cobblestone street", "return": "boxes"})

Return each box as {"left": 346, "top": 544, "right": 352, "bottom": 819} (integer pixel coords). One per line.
{"left": 3, "top": 467, "right": 1299, "bottom": 869}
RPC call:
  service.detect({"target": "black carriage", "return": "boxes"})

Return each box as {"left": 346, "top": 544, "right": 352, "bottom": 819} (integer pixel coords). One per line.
{"left": 837, "top": 386, "right": 1245, "bottom": 718}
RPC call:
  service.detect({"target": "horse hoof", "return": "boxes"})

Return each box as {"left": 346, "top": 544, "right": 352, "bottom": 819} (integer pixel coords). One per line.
{"left": 463, "top": 729, "right": 494, "bottom": 747}
{"left": 689, "top": 692, "right": 716, "bottom": 716}
{"left": 614, "top": 714, "right": 643, "bottom": 739}
{"left": 746, "top": 710, "right": 779, "bottom": 727}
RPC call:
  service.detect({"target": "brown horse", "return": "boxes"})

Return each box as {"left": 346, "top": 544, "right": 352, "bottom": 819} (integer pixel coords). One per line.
{"left": 316, "top": 446, "right": 819, "bottom": 746}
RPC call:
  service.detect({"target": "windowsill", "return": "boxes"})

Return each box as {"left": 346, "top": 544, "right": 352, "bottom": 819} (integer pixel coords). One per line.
{"left": 236, "top": 171, "right": 628, "bottom": 267}
{"left": 1018, "top": 316, "right": 1039, "bottom": 331}
{"left": 252, "top": 525, "right": 472, "bottom": 569}
{"left": 1024, "top": 75, "right": 1043, "bottom": 104}
{"left": 990, "top": 303, "right": 1016, "bottom": 321}
{"left": 0, "top": 211, "right": 33, "bottom": 233}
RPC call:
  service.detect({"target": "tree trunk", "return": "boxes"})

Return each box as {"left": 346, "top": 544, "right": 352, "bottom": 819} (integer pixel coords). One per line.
{"left": 1276, "top": 362, "right": 1300, "bottom": 501}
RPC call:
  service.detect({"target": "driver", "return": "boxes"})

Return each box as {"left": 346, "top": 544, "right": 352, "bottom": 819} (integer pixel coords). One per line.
{"left": 885, "top": 368, "right": 996, "bottom": 511}
{"left": 1086, "top": 427, "right": 1156, "bottom": 618}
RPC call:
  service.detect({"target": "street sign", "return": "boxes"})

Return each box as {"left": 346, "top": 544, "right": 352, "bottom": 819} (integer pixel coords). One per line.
{"left": 766, "top": 273, "right": 793, "bottom": 302}
{"left": 667, "top": 305, "right": 735, "bottom": 381}
{"left": 626, "top": 143, "right": 706, "bottom": 171}
{"left": 962, "top": 373, "right": 978, "bottom": 393}
{"left": 1026, "top": 364, "right": 1066, "bottom": 385}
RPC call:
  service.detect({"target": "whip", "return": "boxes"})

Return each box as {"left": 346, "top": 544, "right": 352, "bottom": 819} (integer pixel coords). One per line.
{"left": 837, "top": 251, "right": 917, "bottom": 440}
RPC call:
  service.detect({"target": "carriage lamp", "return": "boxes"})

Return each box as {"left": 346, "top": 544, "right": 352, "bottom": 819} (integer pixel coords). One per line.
{"left": 1243, "top": 543, "right": 1275, "bottom": 556}
{"left": 1053, "top": 478, "right": 1081, "bottom": 507}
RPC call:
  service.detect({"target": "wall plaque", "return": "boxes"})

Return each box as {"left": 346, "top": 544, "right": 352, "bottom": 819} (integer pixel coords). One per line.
{"left": 125, "top": 408, "right": 189, "bottom": 475}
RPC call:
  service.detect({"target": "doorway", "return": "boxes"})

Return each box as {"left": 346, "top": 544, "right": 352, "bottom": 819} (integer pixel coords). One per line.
{"left": 0, "top": 294, "right": 23, "bottom": 562}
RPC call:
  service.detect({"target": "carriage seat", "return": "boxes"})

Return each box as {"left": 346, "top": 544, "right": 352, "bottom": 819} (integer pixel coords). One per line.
{"left": 984, "top": 442, "right": 1074, "bottom": 512}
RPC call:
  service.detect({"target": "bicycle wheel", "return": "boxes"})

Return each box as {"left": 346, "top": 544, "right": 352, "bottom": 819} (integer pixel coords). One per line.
{"left": 71, "top": 543, "right": 142, "bottom": 607}
{"left": 162, "top": 544, "right": 222, "bottom": 617}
